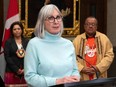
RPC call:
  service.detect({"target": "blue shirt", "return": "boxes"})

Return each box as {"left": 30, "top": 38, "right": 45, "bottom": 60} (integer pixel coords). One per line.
{"left": 24, "top": 32, "right": 80, "bottom": 87}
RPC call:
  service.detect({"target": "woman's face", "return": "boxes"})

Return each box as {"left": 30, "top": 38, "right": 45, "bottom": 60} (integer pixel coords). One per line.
{"left": 12, "top": 24, "right": 22, "bottom": 38}
{"left": 44, "top": 9, "right": 62, "bottom": 34}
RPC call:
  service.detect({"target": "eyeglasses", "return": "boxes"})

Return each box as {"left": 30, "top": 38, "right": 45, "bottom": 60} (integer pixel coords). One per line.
{"left": 85, "top": 23, "right": 97, "bottom": 27}
{"left": 46, "top": 15, "right": 62, "bottom": 23}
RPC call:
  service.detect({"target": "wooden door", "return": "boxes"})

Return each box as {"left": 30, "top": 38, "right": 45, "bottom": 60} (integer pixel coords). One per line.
{"left": 80, "top": 0, "right": 107, "bottom": 34}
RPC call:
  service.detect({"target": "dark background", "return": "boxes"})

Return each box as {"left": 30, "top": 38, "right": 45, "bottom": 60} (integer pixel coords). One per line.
{"left": 27, "top": 0, "right": 74, "bottom": 28}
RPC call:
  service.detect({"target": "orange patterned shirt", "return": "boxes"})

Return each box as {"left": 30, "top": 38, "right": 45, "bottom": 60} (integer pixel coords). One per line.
{"left": 85, "top": 37, "right": 97, "bottom": 80}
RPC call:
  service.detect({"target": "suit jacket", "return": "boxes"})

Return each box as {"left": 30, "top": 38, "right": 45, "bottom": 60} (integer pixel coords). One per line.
{"left": 4, "top": 37, "right": 29, "bottom": 75}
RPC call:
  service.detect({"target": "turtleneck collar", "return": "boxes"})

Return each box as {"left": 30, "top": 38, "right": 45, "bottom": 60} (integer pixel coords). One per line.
{"left": 44, "top": 31, "right": 61, "bottom": 40}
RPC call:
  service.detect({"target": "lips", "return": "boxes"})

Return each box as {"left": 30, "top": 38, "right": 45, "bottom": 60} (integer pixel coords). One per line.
{"left": 52, "top": 26, "right": 59, "bottom": 29}
{"left": 88, "top": 28, "right": 94, "bottom": 31}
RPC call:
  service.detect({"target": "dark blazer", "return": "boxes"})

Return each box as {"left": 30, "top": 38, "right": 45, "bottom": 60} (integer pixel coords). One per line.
{"left": 0, "top": 76, "right": 5, "bottom": 87}
{"left": 4, "top": 37, "right": 29, "bottom": 75}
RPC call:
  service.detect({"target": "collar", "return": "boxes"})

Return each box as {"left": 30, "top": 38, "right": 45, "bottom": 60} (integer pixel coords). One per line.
{"left": 44, "top": 31, "right": 61, "bottom": 40}
{"left": 86, "top": 32, "right": 96, "bottom": 39}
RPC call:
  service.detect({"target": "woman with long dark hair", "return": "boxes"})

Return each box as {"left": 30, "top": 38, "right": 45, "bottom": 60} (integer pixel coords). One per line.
{"left": 4, "top": 21, "right": 29, "bottom": 85}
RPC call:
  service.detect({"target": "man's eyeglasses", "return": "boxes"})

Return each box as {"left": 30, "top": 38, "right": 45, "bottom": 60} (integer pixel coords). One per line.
{"left": 46, "top": 15, "right": 62, "bottom": 23}
{"left": 85, "top": 23, "right": 97, "bottom": 27}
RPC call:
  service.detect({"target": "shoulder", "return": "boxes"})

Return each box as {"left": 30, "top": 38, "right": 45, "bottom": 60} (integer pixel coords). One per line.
{"left": 4, "top": 38, "right": 14, "bottom": 49}
{"left": 73, "top": 33, "right": 85, "bottom": 41}
{"left": 5, "top": 38, "right": 14, "bottom": 44}
{"left": 61, "top": 37, "right": 72, "bottom": 43}
{"left": 76, "top": 33, "right": 85, "bottom": 38}
{"left": 60, "top": 37, "right": 74, "bottom": 47}
{"left": 96, "top": 31, "right": 109, "bottom": 39}
{"left": 27, "top": 37, "right": 40, "bottom": 46}
{"left": 96, "top": 31, "right": 112, "bottom": 45}
{"left": 22, "top": 38, "right": 29, "bottom": 43}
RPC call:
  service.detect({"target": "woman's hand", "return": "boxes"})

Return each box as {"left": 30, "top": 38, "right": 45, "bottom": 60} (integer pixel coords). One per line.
{"left": 56, "top": 76, "right": 80, "bottom": 85}
{"left": 17, "top": 69, "right": 24, "bottom": 75}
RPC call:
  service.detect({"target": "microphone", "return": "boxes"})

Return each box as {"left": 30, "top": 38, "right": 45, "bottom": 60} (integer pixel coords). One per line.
{"left": 77, "top": 55, "right": 99, "bottom": 79}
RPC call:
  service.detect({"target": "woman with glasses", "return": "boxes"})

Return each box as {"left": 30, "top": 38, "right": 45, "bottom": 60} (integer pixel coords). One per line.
{"left": 24, "top": 4, "right": 80, "bottom": 87}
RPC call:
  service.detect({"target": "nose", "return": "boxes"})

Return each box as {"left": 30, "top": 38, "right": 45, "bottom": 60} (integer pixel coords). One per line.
{"left": 54, "top": 18, "right": 58, "bottom": 23}
{"left": 16, "top": 29, "right": 20, "bottom": 31}
{"left": 88, "top": 24, "right": 93, "bottom": 27}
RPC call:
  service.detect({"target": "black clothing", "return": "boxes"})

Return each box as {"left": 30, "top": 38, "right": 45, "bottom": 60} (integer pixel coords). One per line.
{"left": 4, "top": 37, "right": 29, "bottom": 75}
{"left": 0, "top": 76, "right": 5, "bottom": 87}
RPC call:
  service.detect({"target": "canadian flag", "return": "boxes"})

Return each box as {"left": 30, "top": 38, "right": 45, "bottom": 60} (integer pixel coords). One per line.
{"left": 0, "top": 0, "right": 19, "bottom": 79}
{"left": 1, "top": 0, "right": 19, "bottom": 53}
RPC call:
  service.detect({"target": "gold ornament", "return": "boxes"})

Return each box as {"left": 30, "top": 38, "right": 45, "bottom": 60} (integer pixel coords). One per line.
{"left": 16, "top": 49, "right": 25, "bottom": 58}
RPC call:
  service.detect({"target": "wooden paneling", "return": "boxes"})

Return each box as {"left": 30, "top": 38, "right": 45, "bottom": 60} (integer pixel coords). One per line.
{"left": 80, "top": 0, "right": 107, "bottom": 34}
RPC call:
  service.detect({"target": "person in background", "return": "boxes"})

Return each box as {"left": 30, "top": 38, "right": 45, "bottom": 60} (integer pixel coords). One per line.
{"left": 73, "top": 16, "right": 114, "bottom": 81}
{"left": 4, "top": 21, "right": 29, "bottom": 84}
{"left": 24, "top": 4, "right": 80, "bottom": 87}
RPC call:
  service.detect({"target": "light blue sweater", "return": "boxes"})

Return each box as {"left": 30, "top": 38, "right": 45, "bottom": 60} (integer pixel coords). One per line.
{"left": 24, "top": 32, "right": 80, "bottom": 87}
